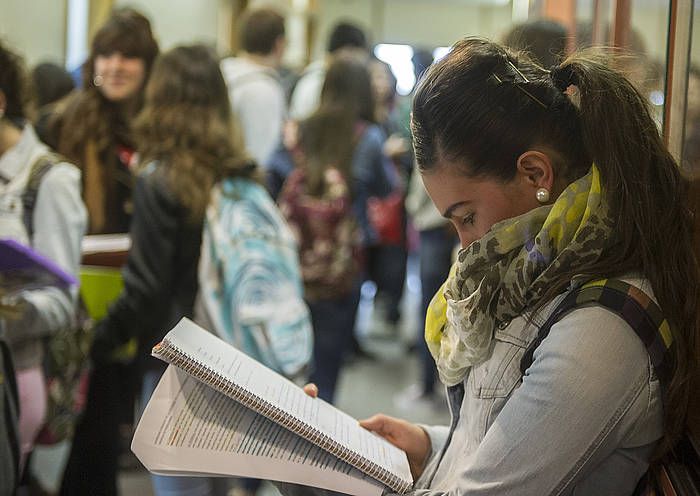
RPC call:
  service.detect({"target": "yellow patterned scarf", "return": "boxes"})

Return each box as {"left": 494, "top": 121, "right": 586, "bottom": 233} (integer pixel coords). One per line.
{"left": 425, "top": 166, "right": 612, "bottom": 386}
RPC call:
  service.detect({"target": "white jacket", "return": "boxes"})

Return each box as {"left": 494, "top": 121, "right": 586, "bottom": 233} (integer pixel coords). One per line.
{"left": 220, "top": 57, "right": 286, "bottom": 168}
{"left": 0, "top": 124, "right": 87, "bottom": 369}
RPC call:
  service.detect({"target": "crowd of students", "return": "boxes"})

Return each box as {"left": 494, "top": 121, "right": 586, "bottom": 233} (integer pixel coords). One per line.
{"left": 0, "top": 4, "right": 698, "bottom": 496}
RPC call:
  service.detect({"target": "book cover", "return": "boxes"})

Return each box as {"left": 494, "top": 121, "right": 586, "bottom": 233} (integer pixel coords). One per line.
{"left": 0, "top": 238, "right": 77, "bottom": 294}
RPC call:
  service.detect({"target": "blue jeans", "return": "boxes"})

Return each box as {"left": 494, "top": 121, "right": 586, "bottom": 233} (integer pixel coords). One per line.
{"left": 418, "top": 227, "right": 454, "bottom": 395}
{"left": 307, "top": 285, "right": 361, "bottom": 404}
{"left": 140, "top": 369, "right": 232, "bottom": 496}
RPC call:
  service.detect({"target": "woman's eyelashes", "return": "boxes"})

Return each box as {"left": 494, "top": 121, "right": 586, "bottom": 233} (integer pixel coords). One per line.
{"left": 461, "top": 213, "right": 475, "bottom": 226}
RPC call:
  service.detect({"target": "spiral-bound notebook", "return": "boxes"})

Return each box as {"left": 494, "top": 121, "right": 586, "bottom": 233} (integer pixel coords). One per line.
{"left": 131, "top": 318, "right": 413, "bottom": 496}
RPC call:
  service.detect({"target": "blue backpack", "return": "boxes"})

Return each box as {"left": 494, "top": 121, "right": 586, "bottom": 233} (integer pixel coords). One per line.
{"left": 196, "top": 177, "right": 312, "bottom": 377}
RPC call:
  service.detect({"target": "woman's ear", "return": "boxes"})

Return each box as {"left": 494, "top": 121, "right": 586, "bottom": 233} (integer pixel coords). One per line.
{"left": 515, "top": 150, "right": 555, "bottom": 192}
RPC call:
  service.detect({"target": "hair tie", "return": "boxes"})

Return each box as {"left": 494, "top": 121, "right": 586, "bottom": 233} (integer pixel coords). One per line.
{"left": 549, "top": 65, "right": 577, "bottom": 92}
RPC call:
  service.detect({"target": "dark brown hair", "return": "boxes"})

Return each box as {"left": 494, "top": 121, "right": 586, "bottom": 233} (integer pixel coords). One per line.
{"left": 84, "top": 8, "right": 159, "bottom": 90}
{"left": 32, "top": 62, "right": 74, "bottom": 108}
{"left": 0, "top": 39, "right": 33, "bottom": 122}
{"left": 239, "top": 8, "right": 285, "bottom": 55}
{"left": 412, "top": 37, "right": 700, "bottom": 456}
{"left": 54, "top": 8, "right": 159, "bottom": 159}
{"left": 300, "top": 56, "right": 375, "bottom": 196}
{"left": 134, "top": 45, "right": 253, "bottom": 223}
{"left": 327, "top": 21, "right": 367, "bottom": 54}
{"left": 320, "top": 55, "right": 375, "bottom": 123}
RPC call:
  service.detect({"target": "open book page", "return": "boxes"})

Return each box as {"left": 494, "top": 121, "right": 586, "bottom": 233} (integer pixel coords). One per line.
{"left": 132, "top": 366, "right": 384, "bottom": 496}
{"left": 159, "top": 318, "right": 413, "bottom": 489}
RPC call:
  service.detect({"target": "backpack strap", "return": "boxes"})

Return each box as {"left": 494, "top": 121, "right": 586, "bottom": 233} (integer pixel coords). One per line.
{"left": 519, "top": 279, "right": 673, "bottom": 389}
{"left": 21, "top": 155, "right": 56, "bottom": 240}
{"left": 0, "top": 338, "right": 20, "bottom": 485}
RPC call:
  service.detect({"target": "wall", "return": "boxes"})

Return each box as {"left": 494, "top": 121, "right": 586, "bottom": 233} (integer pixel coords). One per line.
{"left": 1, "top": 0, "right": 67, "bottom": 66}
{"left": 113, "top": 0, "right": 221, "bottom": 52}
{"left": 1, "top": 1, "right": 697, "bottom": 80}
{"left": 381, "top": 0, "right": 512, "bottom": 47}
{"left": 310, "top": 0, "right": 512, "bottom": 60}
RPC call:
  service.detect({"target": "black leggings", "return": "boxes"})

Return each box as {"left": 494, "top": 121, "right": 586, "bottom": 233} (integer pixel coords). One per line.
{"left": 60, "top": 362, "right": 136, "bottom": 496}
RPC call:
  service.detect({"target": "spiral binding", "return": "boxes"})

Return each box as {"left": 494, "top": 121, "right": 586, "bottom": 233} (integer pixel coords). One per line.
{"left": 153, "top": 340, "right": 412, "bottom": 494}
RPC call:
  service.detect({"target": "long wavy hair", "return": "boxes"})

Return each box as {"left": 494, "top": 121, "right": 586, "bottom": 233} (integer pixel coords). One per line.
{"left": 412, "top": 37, "right": 699, "bottom": 457}
{"left": 53, "top": 8, "right": 158, "bottom": 160}
{"left": 133, "top": 45, "right": 253, "bottom": 223}
{"left": 300, "top": 55, "right": 375, "bottom": 197}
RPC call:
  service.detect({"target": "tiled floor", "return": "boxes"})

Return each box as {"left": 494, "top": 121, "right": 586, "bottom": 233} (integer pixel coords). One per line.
{"left": 34, "top": 261, "right": 451, "bottom": 495}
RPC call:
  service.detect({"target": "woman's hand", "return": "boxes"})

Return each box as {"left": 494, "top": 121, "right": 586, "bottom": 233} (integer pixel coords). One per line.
{"left": 301, "top": 383, "right": 432, "bottom": 481}
{"left": 360, "top": 414, "right": 431, "bottom": 480}
{"left": 0, "top": 292, "right": 26, "bottom": 320}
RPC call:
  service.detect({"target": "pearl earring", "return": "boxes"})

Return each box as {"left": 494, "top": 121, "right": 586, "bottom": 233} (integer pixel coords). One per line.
{"left": 93, "top": 74, "right": 104, "bottom": 87}
{"left": 536, "top": 187, "right": 550, "bottom": 203}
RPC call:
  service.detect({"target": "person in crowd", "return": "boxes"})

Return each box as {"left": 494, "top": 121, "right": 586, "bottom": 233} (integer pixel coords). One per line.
{"left": 49, "top": 7, "right": 158, "bottom": 235}
{"left": 220, "top": 7, "right": 287, "bottom": 168}
{"left": 266, "top": 119, "right": 301, "bottom": 200}
{"left": 268, "top": 21, "right": 369, "bottom": 202}
{"left": 366, "top": 57, "right": 409, "bottom": 335}
{"left": 279, "top": 56, "right": 393, "bottom": 404}
{"left": 57, "top": 8, "right": 159, "bottom": 495}
{"left": 400, "top": 172, "right": 456, "bottom": 411}
{"left": 502, "top": 19, "right": 568, "bottom": 68}
{"left": 394, "top": 47, "right": 434, "bottom": 143}
{"left": 396, "top": 46, "right": 453, "bottom": 411}
{"left": 0, "top": 39, "right": 86, "bottom": 483}
{"left": 31, "top": 62, "right": 75, "bottom": 108}
{"left": 289, "top": 21, "right": 369, "bottom": 121}
{"left": 31, "top": 62, "right": 75, "bottom": 144}
{"left": 88, "top": 44, "right": 254, "bottom": 496}
{"left": 278, "top": 37, "right": 700, "bottom": 495}
{"left": 370, "top": 58, "right": 400, "bottom": 135}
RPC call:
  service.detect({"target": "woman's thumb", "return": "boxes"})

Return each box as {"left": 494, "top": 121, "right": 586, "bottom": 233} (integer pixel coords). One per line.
{"left": 359, "top": 414, "right": 389, "bottom": 433}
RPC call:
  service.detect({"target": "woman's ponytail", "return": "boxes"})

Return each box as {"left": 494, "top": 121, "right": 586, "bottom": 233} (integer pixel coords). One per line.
{"left": 560, "top": 52, "right": 699, "bottom": 456}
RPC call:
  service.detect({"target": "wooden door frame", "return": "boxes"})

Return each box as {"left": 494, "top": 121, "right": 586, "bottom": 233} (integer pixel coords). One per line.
{"left": 662, "top": 0, "right": 694, "bottom": 164}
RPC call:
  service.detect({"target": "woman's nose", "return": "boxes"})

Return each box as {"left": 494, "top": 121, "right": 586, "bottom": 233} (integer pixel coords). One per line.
{"left": 458, "top": 230, "right": 473, "bottom": 249}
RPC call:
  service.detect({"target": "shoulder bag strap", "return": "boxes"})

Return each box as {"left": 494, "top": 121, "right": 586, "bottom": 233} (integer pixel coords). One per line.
{"left": 21, "top": 155, "right": 56, "bottom": 240}
{"left": 519, "top": 279, "right": 673, "bottom": 389}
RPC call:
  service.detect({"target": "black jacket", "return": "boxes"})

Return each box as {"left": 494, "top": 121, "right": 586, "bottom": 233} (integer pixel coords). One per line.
{"left": 91, "top": 163, "right": 203, "bottom": 371}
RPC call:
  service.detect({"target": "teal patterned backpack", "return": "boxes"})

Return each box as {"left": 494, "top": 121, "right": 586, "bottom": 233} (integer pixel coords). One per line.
{"left": 196, "top": 177, "right": 312, "bottom": 377}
